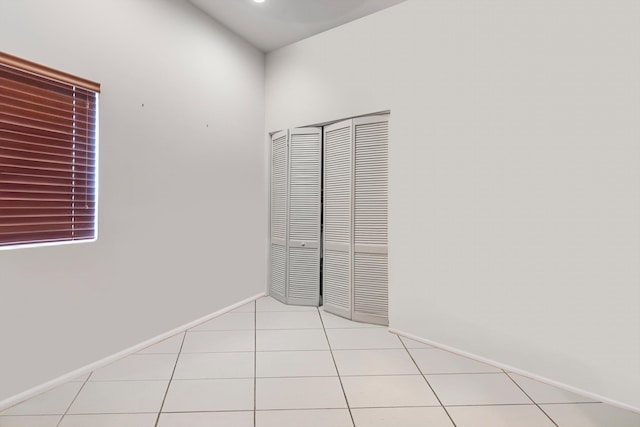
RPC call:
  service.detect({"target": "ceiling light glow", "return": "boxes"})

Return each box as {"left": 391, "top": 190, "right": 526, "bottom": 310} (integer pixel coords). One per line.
{"left": 253, "top": 0, "right": 265, "bottom": 3}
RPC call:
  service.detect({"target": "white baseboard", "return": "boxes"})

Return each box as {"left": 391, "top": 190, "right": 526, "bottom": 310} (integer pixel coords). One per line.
{"left": 0, "top": 292, "right": 265, "bottom": 412}
{"left": 388, "top": 328, "right": 640, "bottom": 415}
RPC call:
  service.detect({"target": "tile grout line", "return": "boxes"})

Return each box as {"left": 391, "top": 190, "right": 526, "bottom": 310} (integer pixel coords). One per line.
{"left": 69, "top": 373, "right": 525, "bottom": 382}
{"left": 530, "top": 402, "right": 602, "bottom": 406}
{"left": 504, "top": 371, "right": 559, "bottom": 427}
{"left": 399, "top": 337, "right": 458, "bottom": 427}
{"left": 27, "top": 401, "right": 581, "bottom": 419}
{"left": 55, "top": 371, "right": 93, "bottom": 427}
{"left": 153, "top": 331, "right": 187, "bottom": 427}
{"left": 253, "top": 301, "right": 257, "bottom": 427}
{"left": 189, "top": 328, "right": 371, "bottom": 333}
{"left": 317, "top": 307, "right": 356, "bottom": 427}
{"left": 177, "top": 347, "right": 404, "bottom": 354}
{"left": 188, "top": 326, "right": 382, "bottom": 333}
{"left": 23, "top": 402, "right": 575, "bottom": 418}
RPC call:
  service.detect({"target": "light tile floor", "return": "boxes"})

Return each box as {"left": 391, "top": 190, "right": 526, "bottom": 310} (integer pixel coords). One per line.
{"left": 1, "top": 297, "right": 639, "bottom": 427}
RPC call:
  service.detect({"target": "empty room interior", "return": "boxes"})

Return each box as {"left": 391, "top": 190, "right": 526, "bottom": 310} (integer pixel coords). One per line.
{"left": 0, "top": 0, "right": 639, "bottom": 426}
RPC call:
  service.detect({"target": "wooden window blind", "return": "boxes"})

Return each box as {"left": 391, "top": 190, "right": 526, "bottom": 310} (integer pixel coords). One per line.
{"left": 0, "top": 52, "right": 100, "bottom": 247}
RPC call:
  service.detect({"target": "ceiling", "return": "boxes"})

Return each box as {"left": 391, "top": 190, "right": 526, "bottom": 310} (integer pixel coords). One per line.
{"left": 189, "top": 0, "right": 407, "bottom": 52}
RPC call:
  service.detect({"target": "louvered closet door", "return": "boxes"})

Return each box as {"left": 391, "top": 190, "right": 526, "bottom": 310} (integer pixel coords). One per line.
{"left": 287, "top": 127, "right": 322, "bottom": 306}
{"left": 323, "top": 120, "right": 353, "bottom": 318}
{"left": 270, "top": 130, "right": 288, "bottom": 303}
{"left": 352, "top": 115, "right": 389, "bottom": 325}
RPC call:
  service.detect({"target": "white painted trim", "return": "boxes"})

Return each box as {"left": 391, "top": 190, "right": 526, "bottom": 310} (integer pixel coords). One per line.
{"left": 388, "top": 328, "right": 640, "bottom": 415}
{"left": 0, "top": 292, "right": 266, "bottom": 412}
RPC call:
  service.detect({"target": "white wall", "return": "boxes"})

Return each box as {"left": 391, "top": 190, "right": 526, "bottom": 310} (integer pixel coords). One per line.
{"left": 0, "top": 0, "right": 266, "bottom": 402}
{"left": 266, "top": 0, "right": 640, "bottom": 409}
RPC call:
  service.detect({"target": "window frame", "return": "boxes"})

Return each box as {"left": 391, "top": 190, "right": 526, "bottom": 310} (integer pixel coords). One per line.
{"left": 0, "top": 51, "right": 100, "bottom": 250}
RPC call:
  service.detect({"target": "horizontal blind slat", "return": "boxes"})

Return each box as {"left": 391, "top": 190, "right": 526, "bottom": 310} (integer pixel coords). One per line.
{"left": 0, "top": 93, "right": 96, "bottom": 121}
{"left": 0, "top": 172, "right": 94, "bottom": 185}
{"left": 1, "top": 102, "right": 97, "bottom": 129}
{"left": 0, "top": 212, "right": 94, "bottom": 219}
{"left": 0, "top": 146, "right": 94, "bottom": 164}
{"left": 0, "top": 155, "right": 94, "bottom": 169}
{"left": 0, "top": 136, "right": 94, "bottom": 157}
{"left": 0, "top": 128, "right": 95, "bottom": 149}
{"left": 0, "top": 115, "right": 97, "bottom": 139}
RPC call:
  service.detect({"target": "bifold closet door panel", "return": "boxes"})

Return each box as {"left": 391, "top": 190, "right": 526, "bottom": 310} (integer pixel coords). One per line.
{"left": 270, "top": 130, "right": 288, "bottom": 303}
{"left": 287, "top": 127, "right": 322, "bottom": 306}
{"left": 353, "top": 115, "right": 389, "bottom": 325}
{"left": 323, "top": 120, "right": 353, "bottom": 318}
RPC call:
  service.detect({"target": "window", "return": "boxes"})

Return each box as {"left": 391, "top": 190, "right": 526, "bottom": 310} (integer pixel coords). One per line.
{"left": 0, "top": 52, "right": 100, "bottom": 248}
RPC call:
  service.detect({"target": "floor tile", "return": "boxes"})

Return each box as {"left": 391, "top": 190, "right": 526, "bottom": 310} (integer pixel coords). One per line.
{"left": 341, "top": 375, "right": 440, "bottom": 408}
{"left": 256, "top": 329, "right": 329, "bottom": 351}
{"left": 173, "top": 352, "right": 254, "bottom": 379}
{"left": 351, "top": 407, "right": 453, "bottom": 427}
{"left": 90, "top": 354, "right": 177, "bottom": 381}
{"left": 333, "top": 349, "right": 419, "bottom": 376}
{"left": 138, "top": 334, "right": 184, "bottom": 354}
{"left": 399, "top": 336, "right": 433, "bottom": 349}
{"left": 12, "top": 295, "right": 635, "bottom": 427}
{"left": 162, "top": 379, "right": 254, "bottom": 412}
{"left": 190, "top": 312, "right": 254, "bottom": 331}
{"left": 58, "top": 413, "right": 157, "bottom": 427}
{"left": 181, "top": 330, "right": 254, "bottom": 353}
{"left": 256, "top": 377, "right": 347, "bottom": 410}
{"left": 508, "top": 374, "right": 597, "bottom": 404}
{"left": 409, "top": 348, "right": 502, "bottom": 374}
{"left": 257, "top": 311, "right": 323, "bottom": 330}
{"left": 541, "top": 403, "right": 640, "bottom": 427}
{"left": 320, "top": 310, "right": 382, "bottom": 329}
{"left": 157, "top": 411, "right": 253, "bottom": 427}
{"left": 447, "top": 405, "right": 556, "bottom": 427}
{"left": 3, "top": 382, "right": 83, "bottom": 415}
{"left": 67, "top": 381, "right": 167, "bottom": 414}
{"left": 256, "top": 409, "right": 353, "bottom": 427}
{"left": 427, "top": 373, "right": 532, "bottom": 406}
{"left": 325, "top": 328, "right": 403, "bottom": 350}
{"left": 0, "top": 416, "right": 61, "bottom": 427}
{"left": 256, "top": 351, "right": 337, "bottom": 377}
{"left": 257, "top": 297, "right": 317, "bottom": 312}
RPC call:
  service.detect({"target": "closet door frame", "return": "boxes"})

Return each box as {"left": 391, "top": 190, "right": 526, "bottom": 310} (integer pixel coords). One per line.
{"left": 270, "top": 113, "right": 389, "bottom": 319}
